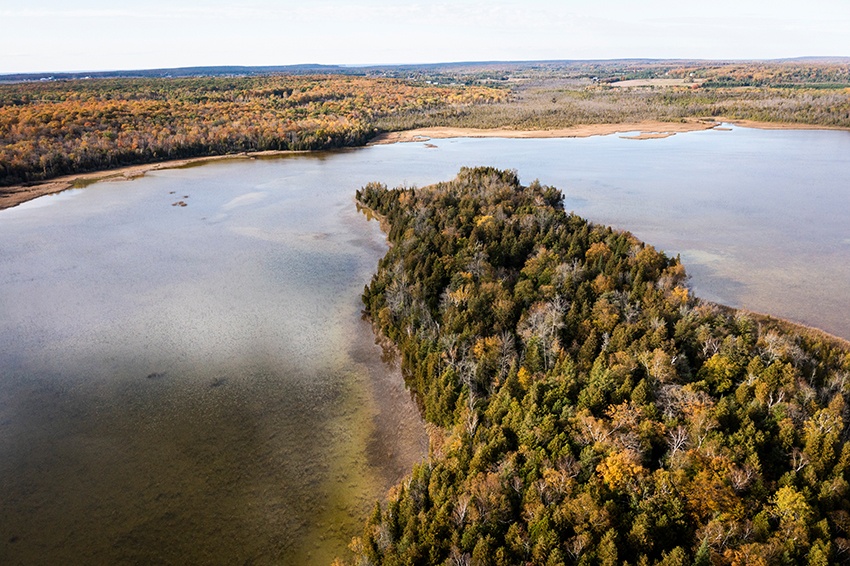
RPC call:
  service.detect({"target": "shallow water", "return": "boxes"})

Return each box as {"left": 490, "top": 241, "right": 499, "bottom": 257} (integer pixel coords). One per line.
{"left": 0, "top": 156, "right": 429, "bottom": 564}
{"left": 1, "top": 125, "right": 849, "bottom": 564}
{"left": 346, "top": 126, "right": 850, "bottom": 339}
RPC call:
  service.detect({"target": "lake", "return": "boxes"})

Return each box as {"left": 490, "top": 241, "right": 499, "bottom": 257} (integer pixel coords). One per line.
{"left": 1, "top": 125, "right": 849, "bottom": 564}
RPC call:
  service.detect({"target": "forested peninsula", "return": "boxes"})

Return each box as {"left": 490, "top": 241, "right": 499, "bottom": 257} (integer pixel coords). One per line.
{"left": 351, "top": 167, "right": 850, "bottom": 565}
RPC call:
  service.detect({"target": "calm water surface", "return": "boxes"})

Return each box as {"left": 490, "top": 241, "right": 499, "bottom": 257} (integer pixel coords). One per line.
{"left": 1, "top": 126, "right": 849, "bottom": 564}
{"left": 0, "top": 155, "right": 429, "bottom": 564}
{"left": 360, "top": 126, "right": 850, "bottom": 339}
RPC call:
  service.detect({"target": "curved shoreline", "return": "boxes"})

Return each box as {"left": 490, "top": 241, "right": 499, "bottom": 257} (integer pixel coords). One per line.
{"left": 367, "top": 119, "right": 721, "bottom": 144}
{"left": 2, "top": 118, "right": 848, "bottom": 212}
{"left": 0, "top": 150, "right": 302, "bottom": 211}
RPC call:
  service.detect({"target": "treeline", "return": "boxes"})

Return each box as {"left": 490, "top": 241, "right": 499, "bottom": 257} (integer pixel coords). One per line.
{"left": 349, "top": 167, "right": 850, "bottom": 565}
{"left": 0, "top": 75, "right": 503, "bottom": 187}
{"left": 4, "top": 62, "right": 848, "bottom": 190}
{"left": 369, "top": 60, "right": 850, "bottom": 88}
{"left": 374, "top": 83, "right": 850, "bottom": 132}
{"left": 695, "top": 63, "right": 850, "bottom": 88}
{"left": 372, "top": 61, "right": 850, "bottom": 132}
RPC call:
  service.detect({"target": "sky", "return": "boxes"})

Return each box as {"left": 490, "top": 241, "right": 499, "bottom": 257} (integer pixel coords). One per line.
{"left": 1, "top": 0, "right": 849, "bottom": 74}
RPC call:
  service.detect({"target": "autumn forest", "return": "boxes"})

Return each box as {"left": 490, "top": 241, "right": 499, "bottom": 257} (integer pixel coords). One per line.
{"left": 352, "top": 167, "right": 850, "bottom": 565}
{"left": 3, "top": 60, "right": 850, "bottom": 192}
{"left": 0, "top": 75, "right": 503, "bottom": 187}
{"left": 2, "top": 60, "right": 850, "bottom": 565}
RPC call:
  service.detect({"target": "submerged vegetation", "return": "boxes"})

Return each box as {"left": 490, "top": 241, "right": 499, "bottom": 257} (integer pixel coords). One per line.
{"left": 352, "top": 167, "right": 850, "bottom": 565}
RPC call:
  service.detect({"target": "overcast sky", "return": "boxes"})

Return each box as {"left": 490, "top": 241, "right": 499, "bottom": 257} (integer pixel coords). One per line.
{"left": 2, "top": 0, "right": 849, "bottom": 73}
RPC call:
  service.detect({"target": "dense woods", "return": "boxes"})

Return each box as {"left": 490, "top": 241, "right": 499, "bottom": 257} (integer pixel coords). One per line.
{"left": 0, "top": 75, "right": 503, "bottom": 186}
{"left": 351, "top": 168, "right": 850, "bottom": 565}
{"left": 2, "top": 61, "right": 848, "bottom": 191}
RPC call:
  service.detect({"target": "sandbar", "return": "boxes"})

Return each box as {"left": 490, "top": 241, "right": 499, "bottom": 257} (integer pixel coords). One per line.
{"left": 4, "top": 118, "right": 848, "bottom": 211}
{"left": 719, "top": 118, "right": 850, "bottom": 132}
{"left": 368, "top": 120, "right": 719, "bottom": 145}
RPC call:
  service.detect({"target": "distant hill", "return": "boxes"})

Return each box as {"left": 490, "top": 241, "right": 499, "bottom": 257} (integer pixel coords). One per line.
{"left": 4, "top": 58, "right": 850, "bottom": 83}
{"left": 0, "top": 64, "right": 348, "bottom": 83}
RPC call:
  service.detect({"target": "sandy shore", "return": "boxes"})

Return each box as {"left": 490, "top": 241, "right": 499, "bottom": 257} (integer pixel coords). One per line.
{"left": 0, "top": 150, "right": 298, "bottom": 211}
{"left": 619, "top": 132, "right": 677, "bottom": 140}
{"left": 368, "top": 120, "right": 720, "bottom": 145}
{"left": 3, "top": 118, "right": 847, "bottom": 211}
{"left": 719, "top": 119, "right": 850, "bottom": 132}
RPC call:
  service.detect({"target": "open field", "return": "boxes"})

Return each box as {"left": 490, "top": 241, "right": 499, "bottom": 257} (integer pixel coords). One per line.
{"left": 610, "top": 78, "right": 703, "bottom": 87}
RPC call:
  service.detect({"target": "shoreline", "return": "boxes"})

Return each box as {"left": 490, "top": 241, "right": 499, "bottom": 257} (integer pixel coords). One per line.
{"left": 719, "top": 118, "right": 850, "bottom": 132}
{"left": 3, "top": 118, "right": 848, "bottom": 212}
{"left": 0, "top": 150, "right": 302, "bottom": 211}
{"left": 367, "top": 119, "right": 721, "bottom": 145}
{"left": 710, "top": 303, "right": 850, "bottom": 352}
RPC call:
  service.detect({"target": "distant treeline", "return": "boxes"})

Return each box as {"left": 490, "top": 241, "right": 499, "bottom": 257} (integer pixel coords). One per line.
{"left": 374, "top": 60, "right": 850, "bottom": 132}
{"left": 3, "top": 61, "right": 849, "bottom": 189}
{"left": 0, "top": 64, "right": 349, "bottom": 83}
{"left": 695, "top": 63, "right": 850, "bottom": 88}
{"left": 374, "top": 84, "right": 850, "bottom": 132}
{"left": 350, "top": 167, "right": 850, "bottom": 565}
{"left": 0, "top": 75, "right": 504, "bottom": 187}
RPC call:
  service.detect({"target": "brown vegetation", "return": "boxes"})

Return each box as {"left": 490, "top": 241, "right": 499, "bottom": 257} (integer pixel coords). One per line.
{"left": 0, "top": 75, "right": 504, "bottom": 188}
{"left": 351, "top": 167, "right": 850, "bottom": 565}
{"left": 370, "top": 60, "right": 850, "bottom": 132}
{"left": 373, "top": 81, "right": 850, "bottom": 132}
{"left": 2, "top": 60, "right": 848, "bottom": 208}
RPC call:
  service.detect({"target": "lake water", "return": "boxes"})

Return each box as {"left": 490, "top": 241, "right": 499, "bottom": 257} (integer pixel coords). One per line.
{"left": 0, "top": 154, "right": 430, "bottom": 565}
{"left": 1, "top": 125, "right": 849, "bottom": 564}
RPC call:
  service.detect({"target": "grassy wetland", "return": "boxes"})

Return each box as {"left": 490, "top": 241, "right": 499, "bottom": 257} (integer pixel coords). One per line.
{"left": 371, "top": 60, "right": 850, "bottom": 132}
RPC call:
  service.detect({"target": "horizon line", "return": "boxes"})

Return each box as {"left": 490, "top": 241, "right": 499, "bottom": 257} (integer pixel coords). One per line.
{"left": 3, "top": 56, "right": 850, "bottom": 79}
